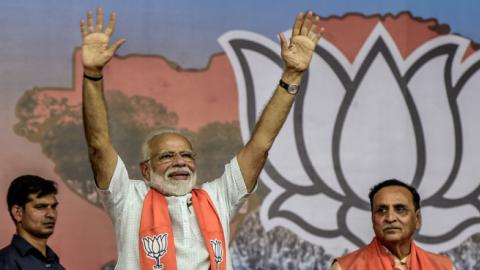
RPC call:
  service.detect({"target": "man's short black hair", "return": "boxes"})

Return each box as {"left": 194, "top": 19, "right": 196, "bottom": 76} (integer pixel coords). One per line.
{"left": 7, "top": 175, "right": 58, "bottom": 222}
{"left": 368, "top": 179, "right": 421, "bottom": 210}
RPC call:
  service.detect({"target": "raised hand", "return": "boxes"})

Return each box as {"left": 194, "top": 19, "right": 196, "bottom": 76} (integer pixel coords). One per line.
{"left": 279, "top": 11, "right": 323, "bottom": 74}
{"left": 80, "top": 7, "right": 126, "bottom": 74}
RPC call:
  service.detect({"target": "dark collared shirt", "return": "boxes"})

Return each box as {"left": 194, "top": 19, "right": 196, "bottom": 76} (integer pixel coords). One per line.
{"left": 0, "top": 235, "right": 65, "bottom": 270}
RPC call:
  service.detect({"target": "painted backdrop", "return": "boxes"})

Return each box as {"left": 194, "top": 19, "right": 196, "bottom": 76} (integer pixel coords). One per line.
{"left": 1, "top": 1, "right": 480, "bottom": 269}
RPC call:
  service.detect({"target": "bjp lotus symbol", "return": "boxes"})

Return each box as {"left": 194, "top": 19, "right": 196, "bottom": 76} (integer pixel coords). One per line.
{"left": 142, "top": 234, "right": 168, "bottom": 270}
{"left": 220, "top": 14, "right": 480, "bottom": 256}
{"left": 210, "top": 239, "right": 223, "bottom": 270}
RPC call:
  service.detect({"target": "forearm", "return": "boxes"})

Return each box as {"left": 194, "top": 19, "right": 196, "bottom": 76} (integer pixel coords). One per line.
{"left": 250, "top": 71, "right": 299, "bottom": 150}
{"left": 82, "top": 70, "right": 117, "bottom": 188}
{"left": 238, "top": 70, "right": 302, "bottom": 191}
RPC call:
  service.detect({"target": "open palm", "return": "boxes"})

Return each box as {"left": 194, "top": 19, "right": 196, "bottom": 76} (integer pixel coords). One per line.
{"left": 80, "top": 8, "right": 125, "bottom": 73}
{"left": 280, "top": 12, "right": 323, "bottom": 73}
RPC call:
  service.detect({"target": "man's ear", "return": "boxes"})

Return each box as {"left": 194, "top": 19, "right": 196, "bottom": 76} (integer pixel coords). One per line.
{"left": 415, "top": 209, "right": 422, "bottom": 230}
{"left": 11, "top": 205, "right": 23, "bottom": 223}
{"left": 140, "top": 162, "right": 151, "bottom": 181}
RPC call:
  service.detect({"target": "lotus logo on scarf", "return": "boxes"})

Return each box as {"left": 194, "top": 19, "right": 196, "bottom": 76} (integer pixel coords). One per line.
{"left": 142, "top": 234, "right": 168, "bottom": 270}
{"left": 210, "top": 239, "right": 223, "bottom": 270}
{"left": 219, "top": 13, "right": 480, "bottom": 256}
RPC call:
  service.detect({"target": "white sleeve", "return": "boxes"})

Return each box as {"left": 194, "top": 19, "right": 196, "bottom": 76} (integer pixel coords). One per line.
{"left": 96, "top": 155, "right": 131, "bottom": 220}
{"left": 202, "top": 156, "right": 256, "bottom": 221}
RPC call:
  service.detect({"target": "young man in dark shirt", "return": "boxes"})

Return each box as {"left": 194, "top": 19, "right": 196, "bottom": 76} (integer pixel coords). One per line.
{"left": 0, "top": 175, "right": 65, "bottom": 270}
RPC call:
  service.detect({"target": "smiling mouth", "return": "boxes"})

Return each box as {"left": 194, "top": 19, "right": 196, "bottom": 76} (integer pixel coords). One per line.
{"left": 168, "top": 171, "right": 190, "bottom": 180}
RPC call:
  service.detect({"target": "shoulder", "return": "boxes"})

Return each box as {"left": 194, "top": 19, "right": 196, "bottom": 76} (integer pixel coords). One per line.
{"left": 98, "top": 155, "right": 146, "bottom": 193}
{"left": 0, "top": 244, "right": 13, "bottom": 258}
{"left": 338, "top": 244, "right": 371, "bottom": 259}
{"left": 335, "top": 244, "right": 372, "bottom": 267}
{"left": 415, "top": 244, "right": 454, "bottom": 267}
{"left": 0, "top": 244, "right": 17, "bottom": 269}
{"left": 199, "top": 156, "right": 243, "bottom": 191}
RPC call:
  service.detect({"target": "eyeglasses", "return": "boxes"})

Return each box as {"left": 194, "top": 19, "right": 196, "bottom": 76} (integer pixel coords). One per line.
{"left": 145, "top": 150, "right": 197, "bottom": 164}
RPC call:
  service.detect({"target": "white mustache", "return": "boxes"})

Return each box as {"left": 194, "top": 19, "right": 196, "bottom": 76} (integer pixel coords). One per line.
{"left": 148, "top": 166, "right": 197, "bottom": 196}
{"left": 383, "top": 224, "right": 401, "bottom": 230}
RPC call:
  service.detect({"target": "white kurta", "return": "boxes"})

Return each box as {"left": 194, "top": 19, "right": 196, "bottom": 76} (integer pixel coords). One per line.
{"left": 97, "top": 156, "right": 249, "bottom": 270}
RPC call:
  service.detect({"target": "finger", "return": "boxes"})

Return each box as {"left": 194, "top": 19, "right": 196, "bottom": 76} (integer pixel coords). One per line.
{"left": 87, "top": 10, "right": 94, "bottom": 33}
{"left": 291, "top": 12, "right": 304, "bottom": 37}
{"left": 96, "top": 7, "right": 104, "bottom": 32}
{"left": 308, "top": 23, "right": 317, "bottom": 40}
{"left": 108, "top": 38, "right": 127, "bottom": 55}
{"left": 300, "top": 11, "right": 313, "bottom": 36}
{"left": 279, "top": 32, "right": 288, "bottom": 52}
{"left": 307, "top": 15, "right": 320, "bottom": 36}
{"left": 314, "top": 27, "right": 325, "bottom": 44}
{"left": 80, "top": 19, "right": 87, "bottom": 38}
{"left": 104, "top": 12, "right": 117, "bottom": 37}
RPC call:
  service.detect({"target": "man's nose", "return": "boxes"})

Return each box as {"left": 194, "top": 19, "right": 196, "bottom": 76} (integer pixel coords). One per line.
{"left": 385, "top": 209, "right": 397, "bottom": 223}
{"left": 172, "top": 153, "right": 187, "bottom": 166}
{"left": 45, "top": 207, "right": 57, "bottom": 218}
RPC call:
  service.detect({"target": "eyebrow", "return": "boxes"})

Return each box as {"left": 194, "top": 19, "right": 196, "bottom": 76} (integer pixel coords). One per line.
{"left": 375, "top": 203, "right": 408, "bottom": 208}
{"left": 158, "top": 149, "right": 193, "bottom": 153}
{"left": 33, "top": 202, "right": 59, "bottom": 207}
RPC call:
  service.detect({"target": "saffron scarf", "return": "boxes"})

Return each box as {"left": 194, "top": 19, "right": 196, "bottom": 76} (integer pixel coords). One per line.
{"left": 139, "top": 189, "right": 227, "bottom": 270}
{"left": 337, "top": 237, "right": 453, "bottom": 270}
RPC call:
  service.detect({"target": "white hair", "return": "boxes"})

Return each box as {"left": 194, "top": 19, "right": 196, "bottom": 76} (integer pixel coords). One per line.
{"left": 141, "top": 128, "right": 187, "bottom": 161}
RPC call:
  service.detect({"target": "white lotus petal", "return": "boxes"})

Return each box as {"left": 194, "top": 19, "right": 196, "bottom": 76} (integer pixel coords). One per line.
{"left": 420, "top": 205, "right": 479, "bottom": 236}
{"left": 418, "top": 223, "right": 480, "bottom": 254}
{"left": 143, "top": 237, "right": 151, "bottom": 252}
{"left": 409, "top": 56, "right": 455, "bottom": 199}
{"left": 341, "top": 54, "right": 417, "bottom": 199}
{"left": 418, "top": 205, "right": 480, "bottom": 252}
{"left": 302, "top": 49, "right": 347, "bottom": 195}
{"left": 445, "top": 70, "right": 480, "bottom": 198}
{"left": 345, "top": 207, "right": 375, "bottom": 247}
{"left": 279, "top": 193, "right": 343, "bottom": 231}
{"left": 217, "top": 241, "right": 223, "bottom": 257}
{"left": 148, "top": 237, "right": 154, "bottom": 252}
{"left": 152, "top": 236, "right": 161, "bottom": 253}
{"left": 160, "top": 234, "right": 167, "bottom": 250}
{"left": 268, "top": 192, "right": 357, "bottom": 257}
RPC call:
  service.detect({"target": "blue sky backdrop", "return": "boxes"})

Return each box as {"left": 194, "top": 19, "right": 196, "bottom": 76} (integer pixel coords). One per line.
{"left": 0, "top": 0, "right": 478, "bottom": 113}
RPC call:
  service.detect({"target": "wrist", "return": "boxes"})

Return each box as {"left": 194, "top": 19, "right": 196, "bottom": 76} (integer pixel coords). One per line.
{"left": 281, "top": 70, "right": 304, "bottom": 85}
{"left": 83, "top": 68, "right": 103, "bottom": 79}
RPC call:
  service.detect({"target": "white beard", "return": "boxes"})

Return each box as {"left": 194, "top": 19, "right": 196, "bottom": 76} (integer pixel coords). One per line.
{"left": 147, "top": 167, "right": 197, "bottom": 196}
